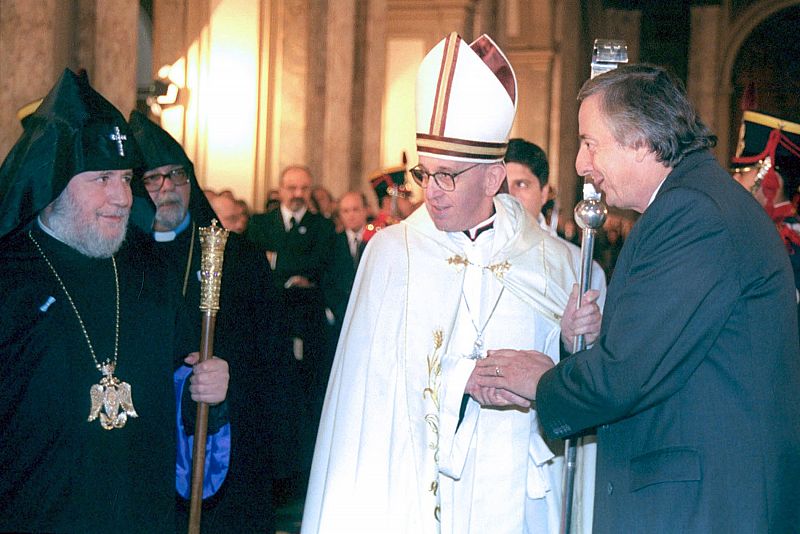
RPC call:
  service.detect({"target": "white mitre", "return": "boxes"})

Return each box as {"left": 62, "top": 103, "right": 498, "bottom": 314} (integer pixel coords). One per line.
{"left": 415, "top": 32, "right": 518, "bottom": 163}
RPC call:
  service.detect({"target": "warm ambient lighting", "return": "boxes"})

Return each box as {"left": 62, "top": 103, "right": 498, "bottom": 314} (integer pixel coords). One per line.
{"left": 146, "top": 61, "right": 185, "bottom": 116}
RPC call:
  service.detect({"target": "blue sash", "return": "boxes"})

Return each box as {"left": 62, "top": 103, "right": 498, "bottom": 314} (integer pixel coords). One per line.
{"left": 174, "top": 365, "right": 231, "bottom": 499}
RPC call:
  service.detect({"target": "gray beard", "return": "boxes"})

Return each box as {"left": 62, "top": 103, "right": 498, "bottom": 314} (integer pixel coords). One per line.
{"left": 154, "top": 192, "right": 187, "bottom": 230}
{"left": 47, "top": 187, "right": 129, "bottom": 258}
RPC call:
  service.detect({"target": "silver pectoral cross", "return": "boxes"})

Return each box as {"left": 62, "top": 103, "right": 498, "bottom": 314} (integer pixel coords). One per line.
{"left": 467, "top": 335, "right": 485, "bottom": 360}
{"left": 110, "top": 126, "right": 127, "bottom": 157}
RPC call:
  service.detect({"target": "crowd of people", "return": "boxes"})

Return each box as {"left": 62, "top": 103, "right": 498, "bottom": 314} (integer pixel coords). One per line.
{"left": 1, "top": 29, "right": 799, "bottom": 534}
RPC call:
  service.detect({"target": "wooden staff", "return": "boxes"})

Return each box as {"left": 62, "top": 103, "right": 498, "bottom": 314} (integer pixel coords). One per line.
{"left": 188, "top": 220, "right": 229, "bottom": 534}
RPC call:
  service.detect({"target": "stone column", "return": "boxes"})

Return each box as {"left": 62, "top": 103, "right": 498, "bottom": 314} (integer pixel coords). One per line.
{"left": 355, "top": 0, "right": 388, "bottom": 193}
{"left": 0, "top": 0, "right": 64, "bottom": 158}
{"left": 76, "top": 0, "right": 140, "bottom": 116}
{"left": 688, "top": 5, "right": 725, "bottom": 160}
{"left": 0, "top": 0, "right": 138, "bottom": 160}
{"left": 507, "top": 50, "right": 555, "bottom": 149}
{"left": 320, "top": 0, "right": 357, "bottom": 192}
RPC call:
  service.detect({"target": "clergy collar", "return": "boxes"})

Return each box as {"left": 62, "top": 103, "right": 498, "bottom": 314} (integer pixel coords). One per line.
{"left": 153, "top": 213, "right": 191, "bottom": 242}
{"left": 462, "top": 212, "right": 497, "bottom": 242}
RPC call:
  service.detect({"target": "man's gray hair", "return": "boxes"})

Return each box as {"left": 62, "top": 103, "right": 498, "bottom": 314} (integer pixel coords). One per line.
{"left": 578, "top": 64, "right": 717, "bottom": 167}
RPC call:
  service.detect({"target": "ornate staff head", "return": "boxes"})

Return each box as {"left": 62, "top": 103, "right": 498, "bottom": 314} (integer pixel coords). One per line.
{"left": 199, "top": 219, "right": 229, "bottom": 313}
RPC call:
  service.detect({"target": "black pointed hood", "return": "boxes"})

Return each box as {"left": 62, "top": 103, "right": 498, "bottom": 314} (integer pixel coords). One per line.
{"left": 128, "top": 110, "right": 218, "bottom": 230}
{"left": 0, "top": 69, "right": 142, "bottom": 239}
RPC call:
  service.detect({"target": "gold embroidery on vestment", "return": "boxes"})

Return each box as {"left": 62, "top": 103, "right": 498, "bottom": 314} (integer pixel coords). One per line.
{"left": 446, "top": 254, "right": 512, "bottom": 280}
{"left": 423, "top": 329, "right": 443, "bottom": 523}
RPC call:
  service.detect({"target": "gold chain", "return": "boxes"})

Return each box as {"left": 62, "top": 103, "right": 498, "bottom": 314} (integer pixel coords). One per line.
{"left": 181, "top": 222, "right": 196, "bottom": 297}
{"left": 28, "top": 231, "right": 119, "bottom": 371}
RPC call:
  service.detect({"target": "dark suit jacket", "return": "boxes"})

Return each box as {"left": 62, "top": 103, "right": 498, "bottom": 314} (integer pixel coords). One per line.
{"left": 324, "top": 231, "right": 363, "bottom": 326}
{"left": 245, "top": 208, "right": 335, "bottom": 289}
{"left": 537, "top": 151, "right": 800, "bottom": 533}
{"left": 245, "top": 208, "right": 335, "bottom": 384}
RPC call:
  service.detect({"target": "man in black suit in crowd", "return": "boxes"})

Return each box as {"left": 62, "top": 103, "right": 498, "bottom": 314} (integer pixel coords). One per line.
{"left": 473, "top": 64, "right": 800, "bottom": 533}
{"left": 324, "top": 190, "right": 368, "bottom": 349}
{"left": 245, "top": 165, "right": 336, "bottom": 478}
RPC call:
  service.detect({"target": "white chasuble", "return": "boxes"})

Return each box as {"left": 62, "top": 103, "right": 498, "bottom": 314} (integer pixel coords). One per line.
{"left": 302, "top": 194, "right": 592, "bottom": 534}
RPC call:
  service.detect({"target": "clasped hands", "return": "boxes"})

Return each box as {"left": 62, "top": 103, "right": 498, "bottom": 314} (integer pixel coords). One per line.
{"left": 184, "top": 352, "right": 230, "bottom": 405}
{"left": 465, "top": 285, "right": 601, "bottom": 408}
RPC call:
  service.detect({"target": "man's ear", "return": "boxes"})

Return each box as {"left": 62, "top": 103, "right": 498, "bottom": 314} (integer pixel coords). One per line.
{"left": 484, "top": 163, "right": 507, "bottom": 196}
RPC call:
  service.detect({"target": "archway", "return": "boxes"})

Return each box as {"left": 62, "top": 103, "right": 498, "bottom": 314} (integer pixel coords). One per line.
{"left": 728, "top": 5, "right": 800, "bottom": 157}
{"left": 716, "top": 0, "right": 800, "bottom": 160}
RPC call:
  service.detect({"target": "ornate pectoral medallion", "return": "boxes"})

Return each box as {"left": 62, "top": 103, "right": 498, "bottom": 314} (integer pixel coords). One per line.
{"left": 88, "top": 362, "right": 138, "bottom": 430}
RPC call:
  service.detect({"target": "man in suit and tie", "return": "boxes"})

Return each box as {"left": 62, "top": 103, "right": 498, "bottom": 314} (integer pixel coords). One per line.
{"left": 245, "top": 165, "right": 335, "bottom": 481}
{"left": 324, "top": 191, "right": 368, "bottom": 346}
{"left": 474, "top": 64, "right": 800, "bottom": 532}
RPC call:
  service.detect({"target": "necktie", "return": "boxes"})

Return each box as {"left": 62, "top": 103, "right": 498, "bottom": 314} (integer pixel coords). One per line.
{"left": 289, "top": 216, "right": 297, "bottom": 232}
{"left": 351, "top": 236, "right": 361, "bottom": 267}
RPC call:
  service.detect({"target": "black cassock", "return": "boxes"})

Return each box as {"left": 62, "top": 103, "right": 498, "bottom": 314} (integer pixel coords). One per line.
{"left": 153, "top": 220, "right": 294, "bottom": 534}
{"left": 0, "top": 224, "right": 190, "bottom": 533}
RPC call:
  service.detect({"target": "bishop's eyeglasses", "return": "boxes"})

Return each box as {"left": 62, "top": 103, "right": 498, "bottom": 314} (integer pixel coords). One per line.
{"left": 409, "top": 163, "right": 481, "bottom": 192}
{"left": 142, "top": 167, "right": 189, "bottom": 191}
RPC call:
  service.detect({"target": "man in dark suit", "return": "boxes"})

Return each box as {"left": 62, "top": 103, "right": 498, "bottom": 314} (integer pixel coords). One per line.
{"left": 324, "top": 190, "right": 368, "bottom": 347}
{"left": 473, "top": 65, "right": 800, "bottom": 532}
{"left": 245, "top": 165, "right": 336, "bottom": 480}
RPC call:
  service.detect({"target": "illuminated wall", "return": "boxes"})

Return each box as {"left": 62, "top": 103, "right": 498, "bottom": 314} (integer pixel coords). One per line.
{"left": 158, "top": 0, "right": 261, "bottom": 204}
{"left": 382, "top": 38, "right": 424, "bottom": 169}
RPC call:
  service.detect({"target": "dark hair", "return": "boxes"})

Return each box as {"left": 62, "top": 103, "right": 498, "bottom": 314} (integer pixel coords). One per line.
{"left": 505, "top": 138, "right": 549, "bottom": 187}
{"left": 578, "top": 64, "right": 717, "bottom": 167}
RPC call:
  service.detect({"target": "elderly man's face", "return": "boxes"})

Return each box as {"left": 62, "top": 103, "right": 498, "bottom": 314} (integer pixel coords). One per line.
{"left": 338, "top": 192, "right": 368, "bottom": 232}
{"left": 145, "top": 164, "right": 191, "bottom": 231}
{"left": 44, "top": 169, "right": 132, "bottom": 257}
{"left": 280, "top": 168, "right": 312, "bottom": 212}
{"left": 419, "top": 155, "right": 500, "bottom": 232}
{"left": 506, "top": 162, "right": 549, "bottom": 219}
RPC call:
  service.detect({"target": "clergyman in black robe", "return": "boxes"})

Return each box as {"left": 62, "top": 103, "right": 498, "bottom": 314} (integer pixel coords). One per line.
{"left": 0, "top": 69, "right": 229, "bottom": 533}
{"left": 129, "top": 110, "right": 296, "bottom": 533}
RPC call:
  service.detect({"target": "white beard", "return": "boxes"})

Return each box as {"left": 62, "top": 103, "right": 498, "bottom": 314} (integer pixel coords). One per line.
{"left": 47, "top": 187, "right": 129, "bottom": 258}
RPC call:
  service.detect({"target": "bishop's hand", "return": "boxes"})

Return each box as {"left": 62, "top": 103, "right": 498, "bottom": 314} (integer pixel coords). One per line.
{"left": 184, "top": 352, "right": 230, "bottom": 405}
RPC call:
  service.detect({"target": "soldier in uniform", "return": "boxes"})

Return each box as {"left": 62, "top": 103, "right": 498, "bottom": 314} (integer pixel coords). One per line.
{"left": 730, "top": 110, "right": 800, "bottom": 295}
{"left": 363, "top": 165, "right": 415, "bottom": 241}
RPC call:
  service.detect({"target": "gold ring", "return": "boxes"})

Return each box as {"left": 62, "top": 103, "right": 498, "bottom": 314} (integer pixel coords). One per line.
{"left": 495, "top": 366, "right": 501, "bottom": 377}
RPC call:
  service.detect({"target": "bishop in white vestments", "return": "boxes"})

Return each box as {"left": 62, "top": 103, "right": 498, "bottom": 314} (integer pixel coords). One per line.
{"left": 302, "top": 32, "right": 597, "bottom": 534}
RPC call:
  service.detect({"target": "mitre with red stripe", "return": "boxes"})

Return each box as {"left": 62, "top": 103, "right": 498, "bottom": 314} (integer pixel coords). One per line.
{"left": 416, "top": 32, "right": 517, "bottom": 163}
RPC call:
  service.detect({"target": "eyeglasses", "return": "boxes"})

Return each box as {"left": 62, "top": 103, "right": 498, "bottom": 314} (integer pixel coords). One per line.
{"left": 409, "top": 163, "right": 481, "bottom": 192}
{"left": 142, "top": 167, "right": 189, "bottom": 191}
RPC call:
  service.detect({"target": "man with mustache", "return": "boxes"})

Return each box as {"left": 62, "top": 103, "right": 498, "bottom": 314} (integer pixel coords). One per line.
{"left": 245, "top": 165, "right": 336, "bottom": 491}
{"left": 128, "top": 111, "right": 290, "bottom": 533}
{"left": 0, "top": 69, "right": 229, "bottom": 533}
